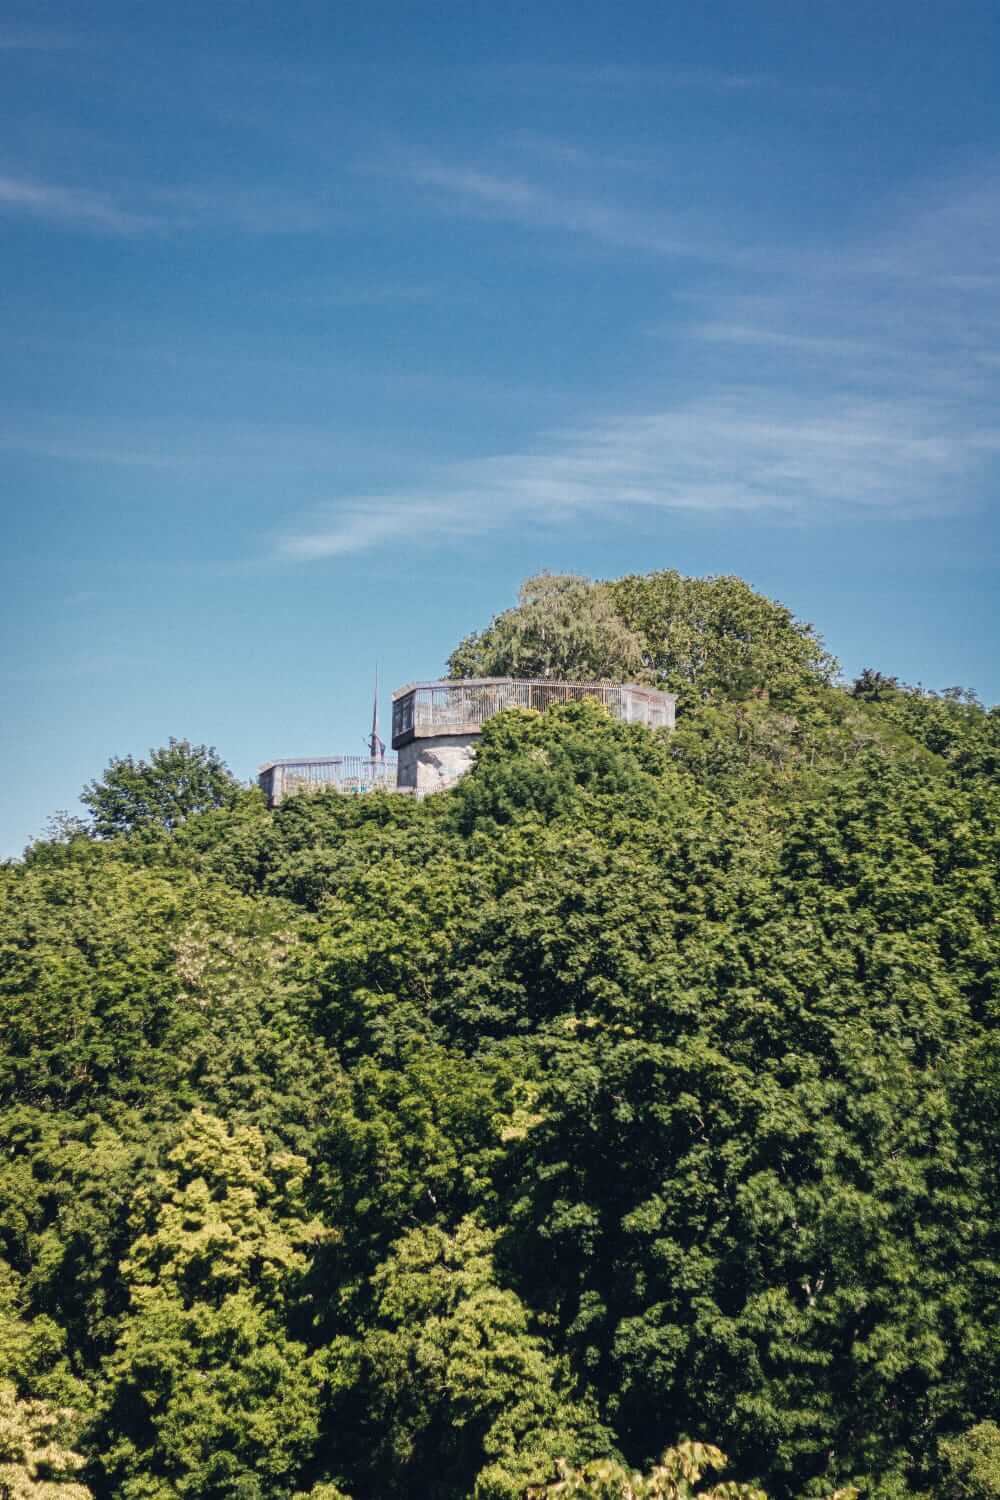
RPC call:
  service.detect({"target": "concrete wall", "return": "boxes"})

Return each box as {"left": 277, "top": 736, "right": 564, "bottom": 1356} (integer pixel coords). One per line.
{"left": 259, "top": 765, "right": 283, "bottom": 806}
{"left": 396, "top": 734, "right": 479, "bottom": 796}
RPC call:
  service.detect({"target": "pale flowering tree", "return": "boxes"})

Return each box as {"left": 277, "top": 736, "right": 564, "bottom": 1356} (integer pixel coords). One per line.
{"left": 0, "top": 1382, "right": 91, "bottom": 1499}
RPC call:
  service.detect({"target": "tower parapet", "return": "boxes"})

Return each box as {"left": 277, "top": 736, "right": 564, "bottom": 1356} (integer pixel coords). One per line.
{"left": 391, "top": 677, "right": 676, "bottom": 796}
{"left": 259, "top": 756, "right": 397, "bottom": 807}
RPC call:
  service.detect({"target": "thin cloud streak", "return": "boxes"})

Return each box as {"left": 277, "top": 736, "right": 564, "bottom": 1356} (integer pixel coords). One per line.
{"left": 396, "top": 157, "right": 702, "bottom": 258}
{"left": 477, "top": 63, "right": 803, "bottom": 98}
{"left": 288, "top": 282, "right": 443, "bottom": 308}
{"left": 279, "top": 388, "right": 998, "bottom": 561}
{"left": 283, "top": 501, "right": 471, "bottom": 559}
{"left": 692, "top": 324, "right": 879, "bottom": 360}
{"left": 684, "top": 169, "right": 1000, "bottom": 401}
{"left": 151, "top": 183, "right": 342, "bottom": 235}
{"left": 390, "top": 147, "right": 1000, "bottom": 290}
{"left": 0, "top": 175, "right": 153, "bottom": 233}
{"left": 281, "top": 161, "right": 1000, "bottom": 561}
{"left": 503, "top": 130, "right": 650, "bottom": 174}
{"left": 0, "top": 173, "right": 347, "bottom": 236}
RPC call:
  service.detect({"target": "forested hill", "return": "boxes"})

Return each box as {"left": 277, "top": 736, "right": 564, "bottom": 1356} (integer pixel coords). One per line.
{"left": 3, "top": 571, "right": 1000, "bottom": 1500}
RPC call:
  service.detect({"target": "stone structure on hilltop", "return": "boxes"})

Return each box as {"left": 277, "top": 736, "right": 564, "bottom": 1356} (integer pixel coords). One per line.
{"left": 257, "top": 755, "right": 397, "bottom": 807}
{"left": 259, "top": 676, "right": 677, "bottom": 806}
{"left": 391, "top": 677, "right": 676, "bottom": 797}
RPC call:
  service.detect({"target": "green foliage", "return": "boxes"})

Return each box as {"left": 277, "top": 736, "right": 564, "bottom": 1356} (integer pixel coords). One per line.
{"left": 3, "top": 573, "right": 999, "bottom": 1500}
{"left": 447, "top": 570, "right": 837, "bottom": 715}
{"left": 607, "top": 569, "right": 837, "bottom": 708}
{"left": 448, "top": 573, "right": 645, "bottom": 683}
{"left": 849, "top": 669, "right": 901, "bottom": 703}
{"left": 0, "top": 1382, "right": 91, "bottom": 1498}
{"left": 97, "top": 1112, "right": 325, "bottom": 1499}
{"left": 527, "top": 1440, "right": 773, "bottom": 1500}
{"left": 327, "top": 1218, "right": 612, "bottom": 1498}
{"left": 939, "top": 1425, "right": 1000, "bottom": 1500}
{"left": 81, "top": 739, "right": 241, "bottom": 839}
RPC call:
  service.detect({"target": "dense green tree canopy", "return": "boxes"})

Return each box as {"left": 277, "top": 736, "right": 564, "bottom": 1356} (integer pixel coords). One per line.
{"left": 447, "top": 575, "right": 645, "bottom": 684}
{"left": 448, "top": 571, "right": 836, "bottom": 712}
{"left": 1, "top": 570, "right": 998, "bottom": 1499}
{"left": 81, "top": 738, "right": 241, "bottom": 838}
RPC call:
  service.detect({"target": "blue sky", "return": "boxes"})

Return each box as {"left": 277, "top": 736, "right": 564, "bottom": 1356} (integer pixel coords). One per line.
{"left": 2, "top": 1, "right": 999, "bottom": 855}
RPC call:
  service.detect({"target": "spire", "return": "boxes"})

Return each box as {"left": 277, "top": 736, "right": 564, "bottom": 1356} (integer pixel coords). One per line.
{"left": 368, "top": 666, "right": 385, "bottom": 761}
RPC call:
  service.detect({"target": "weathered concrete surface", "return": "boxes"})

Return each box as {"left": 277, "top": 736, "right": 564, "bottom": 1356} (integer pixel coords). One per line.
{"left": 257, "top": 757, "right": 398, "bottom": 807}
{"left": 391, "top": 678, "right": 677, "bottom": 750}
{"left": 396, "top": 734, "right": 478, "bottom": 797}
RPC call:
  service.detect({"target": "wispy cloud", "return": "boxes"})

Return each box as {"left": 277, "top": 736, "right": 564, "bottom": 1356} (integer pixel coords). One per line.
{"left": 0, "top": 172, "right": 344, "bottom": 236}
{"left": 691, "top": 323, "right": 878, "bottom": 361}
{"left": 503, "top": 130, "right": 650, "bottom": 175}
{"left": 478, "top": 63, "right": 781, "bottom": 97}
{"left": 0, "top": 354, "right": 567, "bottom": 473}
{"left": 0, "top": 174, "right": 152, "bottom": 233}
{"left": 0, "top": 426, "right": 185, "bottom": 467}
{"left": 386, "top": 143, "right": 1000, "bottom": 291}
{"left": 285, "top": 281, "right": 443, "bottom": 308}
{"left": 150, "top": 183, "right": 341, "bottom": 235}
{"left": 282, "top": 500, "right": 470, "bottom": 559}
{"left": 280, "top": 161, "right": 1000, "bottom": 560}
{"left": 684, "top": 167, "right": 1000, "bottom": 401}
{"left": 278, "top": 387, "right": 998, "bottom": 560}
{"left": 393, "top": 156, "right": 699, "bottom": 257}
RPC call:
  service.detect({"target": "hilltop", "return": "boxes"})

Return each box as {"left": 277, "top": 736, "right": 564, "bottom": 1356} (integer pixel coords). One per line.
{"left": 2, "top": 570, "right": 999, "bottom": 1500}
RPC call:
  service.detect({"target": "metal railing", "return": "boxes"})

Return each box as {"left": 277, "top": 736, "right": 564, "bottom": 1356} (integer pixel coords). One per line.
{"left": 258, "top": 756, "right": 398, "bottom": 806}
{"left": 391, "top": 678, "right": 675, "bottom": 747}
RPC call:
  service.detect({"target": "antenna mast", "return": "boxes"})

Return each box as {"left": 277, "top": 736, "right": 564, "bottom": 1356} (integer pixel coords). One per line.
{"left": 368, "top": 666, "right": 385, "bottom": 761}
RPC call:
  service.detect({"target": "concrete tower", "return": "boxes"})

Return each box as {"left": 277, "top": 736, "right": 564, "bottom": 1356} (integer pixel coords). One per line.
{"left": 391, "top": 677, "right": 676, "bottom": 797}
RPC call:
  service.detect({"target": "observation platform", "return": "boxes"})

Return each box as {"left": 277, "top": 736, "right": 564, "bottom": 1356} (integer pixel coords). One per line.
{"left": 391, "top": 677, "right": 675, "bottom": 749}
{"left": 258, "top": 756, "right": 397, "bottom": 808}
{"left": 390, "top": 678, "right": 676, "bottom": 795}
{"left": 258, "top": 680, "right": 676, "bottom": 807}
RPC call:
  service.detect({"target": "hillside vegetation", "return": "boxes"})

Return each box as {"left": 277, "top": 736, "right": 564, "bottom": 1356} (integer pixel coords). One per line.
{"left": 3, "top": 571, "right": 1000, "bottom": 1500}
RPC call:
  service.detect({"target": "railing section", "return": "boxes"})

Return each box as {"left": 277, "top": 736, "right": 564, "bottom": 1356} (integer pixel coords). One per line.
{"left": 392, "top": 680, "right": 673, "bottom": 741}
{"left": 262, "top": 757, "right": 398, "bottom": 804}
{"left": 623, "top": 691, "right": 672, "bottom": 730}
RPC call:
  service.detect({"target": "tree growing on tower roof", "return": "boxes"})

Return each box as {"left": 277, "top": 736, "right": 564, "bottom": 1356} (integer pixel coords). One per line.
{"left": 447, "top": 570, "right": 838, "bottom": 714}
{"left": 447, "top": 573, "right": 645, "bottom": 684}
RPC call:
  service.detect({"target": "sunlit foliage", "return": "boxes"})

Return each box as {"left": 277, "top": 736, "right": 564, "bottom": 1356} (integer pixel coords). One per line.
{"left": 1, "top": 571, "right": 997, "bottom": 1499}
